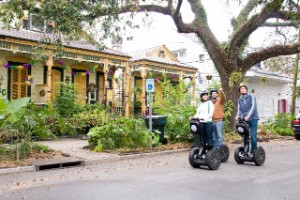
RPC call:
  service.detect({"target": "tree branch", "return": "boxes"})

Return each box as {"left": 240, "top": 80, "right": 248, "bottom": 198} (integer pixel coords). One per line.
{"left": 182, "top": 0, "right": 228, "bottom": 71}
{"left": 174, "top": 0, "right": 183, "bottom": 17}
{"left": 263, "top": 21, "right": 300, "bottom": 27}
{"left": 231, "top": 0, "right": 260, "bottom": 31}
{"left": 243, "top": 43, "right": 300, "bottom": 69}
{"left": 228, "top": 0, "right": 284, "bottom": 60}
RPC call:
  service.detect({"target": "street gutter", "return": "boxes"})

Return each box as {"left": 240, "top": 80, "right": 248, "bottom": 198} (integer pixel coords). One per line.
{"left": 0, "top": 148, "right": 189, "bottom": 176}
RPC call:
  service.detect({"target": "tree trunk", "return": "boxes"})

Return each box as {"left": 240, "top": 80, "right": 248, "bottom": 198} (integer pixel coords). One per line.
{"left": 291, "top": 52, "right": 299, "bottom": 116}
{"left": 220, "top": 73, "right": 241, "bottom": 131}
{"left": 291, "top": 29, "right": 300, "bottom": 116}
{"left": 227, "top": 89, "right": 240, "bottom": 131}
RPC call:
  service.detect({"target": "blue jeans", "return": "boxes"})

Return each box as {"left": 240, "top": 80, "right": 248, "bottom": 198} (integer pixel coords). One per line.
{"left": 245, "top": 119, "right": 258, "bottom": 153}
{"left": 213, "top": 120, "right": 224, "bottom": 148}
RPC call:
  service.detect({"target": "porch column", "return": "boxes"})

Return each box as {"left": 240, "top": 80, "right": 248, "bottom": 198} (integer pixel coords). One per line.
{"left": 179, "top": 71, "right": 183, "bottom": 81}
{"left": 103, "top": 59, "right": 108, "bottom": 105}
{"left": 141, "top": 66, "right": 147, "bottom": 116}
{"left": 141, "top": 76, "right": 146, "bottom": 116}
{"left": 46, "top": 55, "right": 53, "bottom": 103}
{"left": 125, "top": 63, "right": 131, "bottom": 117}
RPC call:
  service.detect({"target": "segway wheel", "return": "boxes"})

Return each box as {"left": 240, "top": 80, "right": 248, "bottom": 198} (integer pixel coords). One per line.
{"left": 253, "top": 146, "right": 266, "bottom": 166}
{"left": 206, "top": 148, "right": 221, "bottom": 170}
{"left": 234, "top": 147, "right": 245, "bottom": 164}
{"left": 189, "top": 147, "right": 201, "bottom": 168}
{"left": 219, "top": 144, "right": 230, "bottom": 162}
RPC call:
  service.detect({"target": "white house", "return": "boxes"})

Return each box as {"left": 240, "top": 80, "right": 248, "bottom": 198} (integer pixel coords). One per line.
{"left": 163, "top": 33, "right": 299, "bottom": 121}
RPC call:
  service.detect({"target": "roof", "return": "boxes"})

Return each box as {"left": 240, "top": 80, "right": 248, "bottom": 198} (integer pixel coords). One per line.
{"left": 246, "top": 65, "right": 293, "bottom": 82}
{"left": 128, "top": 46, "right": 196, "bottom": 69}
{"left": 0, "top": 28, "right": 130, "bottom": 57}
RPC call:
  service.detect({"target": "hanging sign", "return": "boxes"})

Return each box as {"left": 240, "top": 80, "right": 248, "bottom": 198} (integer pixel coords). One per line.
{"left": 146, "top": 79, "right": 155, "bottom": 93}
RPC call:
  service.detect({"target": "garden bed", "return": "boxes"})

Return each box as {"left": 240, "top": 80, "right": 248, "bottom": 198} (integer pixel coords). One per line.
{"left": 0, "top": 144, "right": 69, "bottom": 169}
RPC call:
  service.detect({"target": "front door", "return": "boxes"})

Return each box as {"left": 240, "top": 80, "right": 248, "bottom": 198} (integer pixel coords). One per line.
{"left": 73, "top": 71, "right": 88, "bottom": 105}
{"left": 97, "top": 72, "right": 104, "bottom": 104}
{"left": 51, "top": 68, "right": 63, "bottom": 103}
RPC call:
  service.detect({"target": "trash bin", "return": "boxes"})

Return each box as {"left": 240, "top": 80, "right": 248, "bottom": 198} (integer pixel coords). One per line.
{"left": 144, "top": 115, "right": 168, "bottom": 144}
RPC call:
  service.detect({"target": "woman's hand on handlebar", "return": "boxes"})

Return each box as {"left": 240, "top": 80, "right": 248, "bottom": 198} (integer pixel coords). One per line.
{"left": 244, "top": 116, "right": 250, "bottom": 121}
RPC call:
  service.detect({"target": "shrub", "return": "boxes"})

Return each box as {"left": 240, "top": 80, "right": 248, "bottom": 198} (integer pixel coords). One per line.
{"left": 55, "top": 83, "right": 83, "bottom": 118}
{"left": 261, "top": 113, "right": 294, "bottom": 136}
{"left": 88, "top": 117, "right": 151, "bottom": 151}
{"left": 0, "top": 145, "right": 8, "bottom": 156}
{"left": 153, "top": 76, "right": 195, "bottom": 142}
{"left": 31, "top": 143, "right": 52, "bottom": 153}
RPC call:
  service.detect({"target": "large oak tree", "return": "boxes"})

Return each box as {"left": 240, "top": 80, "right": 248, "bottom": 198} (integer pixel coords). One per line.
{"left": 1, "top": 0, "right": 300, "bottom": 124}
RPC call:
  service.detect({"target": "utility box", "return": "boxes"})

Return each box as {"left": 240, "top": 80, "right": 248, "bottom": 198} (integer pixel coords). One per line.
{"left": 144, "top": 115, "right": 168, "bottom": 144}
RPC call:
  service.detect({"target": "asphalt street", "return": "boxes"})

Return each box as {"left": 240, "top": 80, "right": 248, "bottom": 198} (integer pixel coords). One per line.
{"left": 0, "top": 141, "right": 300, "bottom": 200}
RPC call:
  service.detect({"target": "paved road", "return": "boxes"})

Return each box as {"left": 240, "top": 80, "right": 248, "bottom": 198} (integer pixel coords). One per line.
{"left": 0, "top": 141, "right": 300, "bottom": 200}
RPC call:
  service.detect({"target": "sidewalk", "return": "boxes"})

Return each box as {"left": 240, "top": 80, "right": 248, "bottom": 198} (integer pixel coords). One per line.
{"left": 0, "top": 138, "right": 190, "bottom": 176}
{"left": 36, "top": 139, "right": 118, "bottom": 160}
{"left": 0, "top": 137, "right": 299, "bottom": 176}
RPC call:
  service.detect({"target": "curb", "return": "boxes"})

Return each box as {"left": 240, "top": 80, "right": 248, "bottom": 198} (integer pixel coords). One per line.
{"left": 0, "top": 148, "right": 189, "bottom": 176}
{"left": 84, "top": 148, "right": 189, "bottom": 166}
{"left": 0, "top": 166, "right": 35, "bottom": 176}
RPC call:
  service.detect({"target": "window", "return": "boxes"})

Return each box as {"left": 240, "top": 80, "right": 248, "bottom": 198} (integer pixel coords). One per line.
{"left": 10, "top": 68, "right": 29, "bottom": 100}
{"left": 23, "top": 13, "right": 53, "bottom": 33}
{"left": 159, "top": 50, "right": 165, "bottom": 58}
{"left": 172, "top": 49, "right": 185, "bottom": 59}
{"left": 22, "top": 18, "right": 29, "bottom": 30}
{"left": 199, "top": 54, "right": 205, "bottom": 62}
{"left": 30, "top": 13, "right": 46, "bottom": 32}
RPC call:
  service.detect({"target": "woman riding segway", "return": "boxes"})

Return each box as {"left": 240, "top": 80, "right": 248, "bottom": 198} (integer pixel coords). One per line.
{"left": 189, "top": 90, "right": 222, "bottom": 170}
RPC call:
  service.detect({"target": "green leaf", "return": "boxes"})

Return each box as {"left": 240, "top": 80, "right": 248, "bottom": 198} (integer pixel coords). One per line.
{"left": 0, "top": 98, "right": 8, "bottom": 116}
{"left": 6, "top": 97, "right": 31, "bottom": 123}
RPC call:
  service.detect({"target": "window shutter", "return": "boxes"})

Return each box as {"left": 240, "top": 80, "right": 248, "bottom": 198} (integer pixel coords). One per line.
{"left": 74, "top": 75, "right": 87, "bottom": 104}
{"left": 10, "top": 68, "right": 28, "bottom": 100}
{"left": 98, "top": 75, "right": 104, "bottom": 103}
{"left": 20, "top": 68, "right": 28, "bottom": 98}
{"left": 51, "top": 69, "right": 61, "bottom": 103}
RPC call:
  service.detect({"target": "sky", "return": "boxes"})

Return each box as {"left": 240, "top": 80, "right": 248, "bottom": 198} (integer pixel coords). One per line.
{"left": 112, "top": 0, "right": 297, "bottom": 53}
{"left": 118, "top": 0, "right": 238, "bottom": 52}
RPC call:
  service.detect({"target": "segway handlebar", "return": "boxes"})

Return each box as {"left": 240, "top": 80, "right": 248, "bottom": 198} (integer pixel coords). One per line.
{"left": 236, "top": 117, "right": 249, "bottom": 136}
{"left": 237, "top": 117, "right": 247, "bottom": 123}
{"left": 190, "top": 117, "right": 205, "bottom": 122}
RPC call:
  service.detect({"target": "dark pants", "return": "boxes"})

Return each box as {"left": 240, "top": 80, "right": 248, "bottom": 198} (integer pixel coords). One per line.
{"left": 194, "top": 122, "right": 214, "bottom": 149}
{"left": 244, "top": 119, "right": 258, "bottom": 153}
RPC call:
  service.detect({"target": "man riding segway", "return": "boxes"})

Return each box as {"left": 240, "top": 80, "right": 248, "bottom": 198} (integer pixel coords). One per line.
{"left": 210, "top": 88, "right": 229, "bottom": 162}
{"left": 234, "top": 83, "right": 265, "bottom": 166}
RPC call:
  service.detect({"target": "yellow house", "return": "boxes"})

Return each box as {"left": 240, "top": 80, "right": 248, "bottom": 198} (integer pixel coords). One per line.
{"left": 129, "top": 45, "right": 198, "bottom": 116}
{"left": 0, "top": 27, "right": 197, "bottom": 117}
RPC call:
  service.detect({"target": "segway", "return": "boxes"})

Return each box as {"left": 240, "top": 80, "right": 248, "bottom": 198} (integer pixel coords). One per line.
{"left": 189, "top": 118, "right": 221, "bottom": 170}
{"left": 234, "top": 118, "right": 266, "bottom": 166}
{"left": 219, "top": 143, "right": 230, "bottom": 163}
